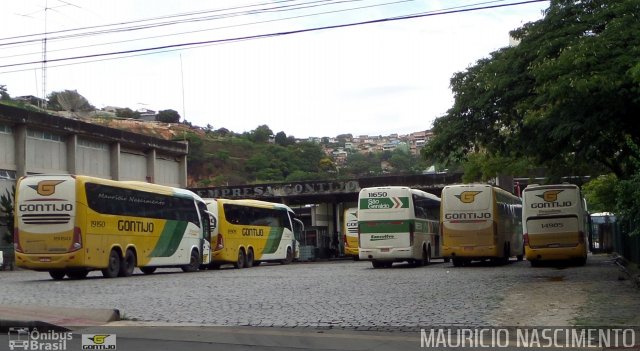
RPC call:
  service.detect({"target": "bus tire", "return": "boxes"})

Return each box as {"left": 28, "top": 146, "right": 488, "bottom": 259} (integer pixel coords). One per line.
{"left": 140, "top": 267, "right": 156, "bottom": 274}
{"left": 67, "top": 270, "right": 89, "bottom": 280}
{"left": 372, "top": 260, "right": 383, "bottom": 269}
{"left": 516, "top": 254, "right": 524, "bottom": 261}
{"left": 575, "top": 257, "right": 587, "bottom": 266}
{"left": 501, "top": 243, "right": 510, "bottom": 265}
{"left": 102, "top": 249, "right": 121, "bottom": 278}
{"left": 182, "top": 249, "right": 200, "bottom": 272}
{"left": 425, "top": 245, "right": 431, "bottom": 266}
{"left": 281, "top": 247, "right": 293, "bottom": 265}
{"left": 209, "top": 263, "right": 221, "bottom": 270}
{"left": 234, "top": 249, "right": 246, "bottom": 269}
{"left": 452, "top": 258, "right": 464, "bottom": 267}
{"left": 245, "top": 248, "right": 255, "bottom": 268}
{"left": 119, "top": 249, "right": 136, "bottom": 277}
{"left": 49, "top": 270, "right": 66, "bottom": 280}
{"left": 253, "top": 261, "right": 262, "bottom": 266}
{"left": 530, "top": 260, "right": 540, "bottom": 267}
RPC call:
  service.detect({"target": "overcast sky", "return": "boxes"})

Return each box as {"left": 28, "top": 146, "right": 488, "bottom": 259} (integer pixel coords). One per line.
{"left": 0, "top": 0, "right": 549, "bottom": 138}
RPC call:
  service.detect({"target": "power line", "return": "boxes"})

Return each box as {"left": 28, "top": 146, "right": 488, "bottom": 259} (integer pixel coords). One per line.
{"left": 0, "top": 0, "right": 408, "bottom": 59}
{"left": 0, "top": 0, "right": 548, "bottom": 73}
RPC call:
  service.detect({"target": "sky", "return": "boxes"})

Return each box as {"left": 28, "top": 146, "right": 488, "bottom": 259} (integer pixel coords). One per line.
{"left": 0, "top": 0, "right": 549, "bottom": 139}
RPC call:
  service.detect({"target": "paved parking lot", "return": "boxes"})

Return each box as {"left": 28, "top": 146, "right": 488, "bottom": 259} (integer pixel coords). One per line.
{"left": 1, "top": 255, "right": 638, "bottom": 329}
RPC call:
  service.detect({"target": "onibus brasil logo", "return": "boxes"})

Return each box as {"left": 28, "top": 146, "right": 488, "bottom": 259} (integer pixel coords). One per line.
{"left": 7, "top": 327, "right": 73, "bottom": 351}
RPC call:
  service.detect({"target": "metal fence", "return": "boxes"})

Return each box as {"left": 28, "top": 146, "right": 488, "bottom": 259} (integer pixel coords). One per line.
{"left": 614, "top": 220, "right": 640, "bottom": 265}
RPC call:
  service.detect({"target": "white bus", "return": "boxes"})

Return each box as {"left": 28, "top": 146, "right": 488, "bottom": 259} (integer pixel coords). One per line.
{"left": 441, "top": 184, "right": 523, "bottom": 267}
{"left": 204, "top": 198, "right": 304, "bottom": 269}
{"left": 358, "top": 186, "right": 442, "bottom": 268}
{"left": 522, "top": 184, "right": 589, "bottom": 266}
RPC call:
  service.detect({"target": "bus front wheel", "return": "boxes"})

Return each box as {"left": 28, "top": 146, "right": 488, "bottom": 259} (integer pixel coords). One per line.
{"left": 102, "top": 249, "right": 121, "bottom": 278}
{"left": 140, "top": 267, "right": 156, "bottom": 274}
{"left": 49, "top": 270, "right": 66, "bottom": 280}
{"left": 281, "top": 247, "right": 293, "bottom": 265}
{"left": 67, "top": 270, "right": 89, "bottom": 280}
{"left": 182, "top": 249, "right": 200, "bottom": 272}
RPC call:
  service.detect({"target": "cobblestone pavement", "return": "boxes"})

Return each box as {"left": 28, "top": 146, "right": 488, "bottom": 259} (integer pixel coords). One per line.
{"left": 1, "top": 255, "right": 638, "bottom": 329}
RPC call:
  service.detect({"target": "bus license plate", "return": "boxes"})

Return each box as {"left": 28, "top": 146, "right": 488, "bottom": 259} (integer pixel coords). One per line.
{"left": 380, "top": 248, "right": 390, "bottom": 252}
{"left": 39, "top": 257, "right": 51, "bottom": 262}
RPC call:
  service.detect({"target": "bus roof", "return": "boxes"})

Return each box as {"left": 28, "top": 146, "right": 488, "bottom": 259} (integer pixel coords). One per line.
{"left": 203, "top": 198, "right": 293, "bottom": 212}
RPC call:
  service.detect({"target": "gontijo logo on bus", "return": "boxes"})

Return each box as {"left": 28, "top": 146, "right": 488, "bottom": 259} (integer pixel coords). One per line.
{"left": 359, "top": 197, "right": 409, "bottom": 210}
{"left": 28, "top": 180, "right": 65, "bottom": 196}
{"left": 531, "top": 190, "right": 572, "bottom": 208}
{"left": 454, "top": 191, "right": 482, "bottom": 204}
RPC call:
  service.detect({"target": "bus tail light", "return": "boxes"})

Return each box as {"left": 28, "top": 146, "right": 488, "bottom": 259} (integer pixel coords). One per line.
{"left": 69, "top": 227, "right": 82, "bottom": 252}
{"left": 343, "top": 234, "right": 348, "bottom": 248}
{"left": 215, "top": 234, "right": 224, "bottom": 251}
{"left": 14, "top": 228, "right": 23, "bottom": 253}
{"left": 523, "top": 233, "right": 529, "bottom": 246}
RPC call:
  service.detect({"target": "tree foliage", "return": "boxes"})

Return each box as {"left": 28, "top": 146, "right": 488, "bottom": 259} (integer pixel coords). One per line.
{"left": 424, "top": 0, "right": 640, "bottom": 180}
{"left": 0, "top": 85, "right": 10, "bottom": 100}
{"left": 115, "top": 107, "right": 141, "bottom": 119}
{"left": 157, "top": 109, "right": 181, "bottom": 123}
{"left": 47, "top": 90, "right": 94, "bottom": 112}
{"left": 0, "top": 186, "right": 15, "bottom": 243}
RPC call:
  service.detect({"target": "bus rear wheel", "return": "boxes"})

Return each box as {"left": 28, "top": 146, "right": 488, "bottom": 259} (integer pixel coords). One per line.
{"left": 452, "top": 258, "right": 464, "bottom": 267}
{"left": 119, "top": 249, "right": 136, "bottom": 277}
{"left": 102, "top": 249, "right": 121, "bottom": 278}
{"left": 182, "top": 249, "right": 200, "bottom": 272}
{"left": 234, "top": 249, "right": 246, "bottom": 269}
{"left": 372, "top": 260, "right": 383, "bottom": 268}
{"left": 245, "top": 248, "right": 255, "bottom": 268}
{"left": 49, "top": 270, "right": 66, "bottom": 280}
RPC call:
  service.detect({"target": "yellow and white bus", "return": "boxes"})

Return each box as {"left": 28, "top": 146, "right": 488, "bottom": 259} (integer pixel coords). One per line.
{"left": 205, "top": 198, "right": 303, "bottom": 269}
{"left": 358, "top": 186, "right": 442, "bottom": 268}
{"left": 342, "top": 207, "right": 359, "bottom": 259}
{"left": 522, "top": 184, "right": 589, "bottom": 266}
{"left": 441, "top": 184, "right": 523, "bottom": 267}
{"left": 14, "top": 174, "right": 213, "bottom": 280}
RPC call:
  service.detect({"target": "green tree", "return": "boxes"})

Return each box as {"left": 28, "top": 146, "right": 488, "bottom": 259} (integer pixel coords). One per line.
{"left": 47, "top": 90, "right": 94, "bottom": 112}
{"left": 0, "top": 85, "right": 10, "bottom": 100}
{"left": 157, "top": 109, "right": 181, "bottom": 123}
{"left": 0, "top": 186, "right": 15, "bottom": 243}
{"left": 424, "top": 0, "right": 640, "bottom": 180}
{"left": 115, "top": 107, "right": 141, "bottom": 119}
{"left": 249, "top": 125, "right": 273, "bottom": 143}
{"left": 274, "top": 131, "right": 289, "bottom": 146}
{"left": 582, "top": 174, "right": 618, "bottom": 213}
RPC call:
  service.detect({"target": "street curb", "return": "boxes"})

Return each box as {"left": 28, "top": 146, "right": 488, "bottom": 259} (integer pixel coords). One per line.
{"left": 0, "top": 305, "right": 120, "bottom": 331}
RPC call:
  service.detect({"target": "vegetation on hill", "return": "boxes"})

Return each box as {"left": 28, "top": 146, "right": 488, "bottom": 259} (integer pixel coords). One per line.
{"left": 182, "top": 125, "right": 431, "bottom": 187}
